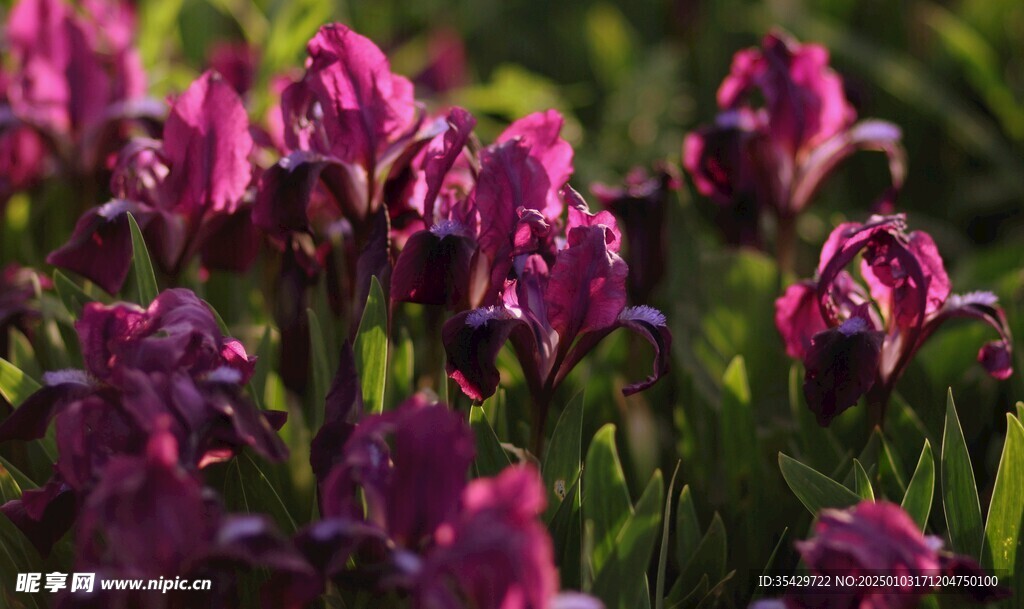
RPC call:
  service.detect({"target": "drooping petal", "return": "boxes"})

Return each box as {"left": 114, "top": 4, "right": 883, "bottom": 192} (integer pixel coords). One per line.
{"left": 254, "top": 151, "right": 340, "bottom": 235}
{"left": 46, "top": 199, "right": 142, "bottom": 295}
{"left": 163, "top": 70, "right": 254, "bottom": 214}
{"left": 443, "top": 307, "right": 534, "bottom": 401}
{"left": 0, "top": 381, "right": 93, "bottom": 442}
{"left": 391, "top": 225, "right": 475, "bottom": 307}
{"left": 927, "top": 292, "right": 1013, "bottom": 380}
{"left": 802, "top": 312, "right": 884, "bottom": 426}
{"left": 791, "top": 119, "right": 906, "bottom": 213}
{"left": 0, "top": 479, "right": 77, "bottom": 556}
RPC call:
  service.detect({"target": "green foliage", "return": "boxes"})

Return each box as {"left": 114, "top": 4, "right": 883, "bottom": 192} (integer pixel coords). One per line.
{"left": 942, "top": 390, "right": 984, "bottom": 557}
{"left": 0, "top": 358, "right": 41, "bottom": 408}
{"left": 779, "top": 453, "right": 860, "bottom": 516}
{"left": 983, "top": 414, "right": 1024, "bottom": 607}
{"left": 127, "top": 213, "right": 159, "bottom": 306}
{"left": 900, "top": 440, "right": 935, "bottom": 531}
{"left": 353, "top": 276, "right": 388, "bottom": 415}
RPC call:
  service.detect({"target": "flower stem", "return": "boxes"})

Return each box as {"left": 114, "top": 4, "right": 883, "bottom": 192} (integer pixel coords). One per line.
{"left": 776, "top": 213, "right": 797, "bottom": 279}
{"left": 530, "top": 393, "right": 551, "bottom": 459}
{"left": 866, "top": 383, "right": 891, "bottom": 431}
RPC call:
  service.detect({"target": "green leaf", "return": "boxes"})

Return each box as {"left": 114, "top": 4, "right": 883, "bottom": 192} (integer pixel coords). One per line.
{"left": 548, "top": 475, "right": 583, "bottom": 590}
{"left": 0, "top": 456, "right": 37, "bottom": 491}
{"left": 853, "top": 459, "right": 875, "bottom": 501}
{"left": 469, "top": 405, "right": 510, "bottom": 478}
{"left": 593, "top": 471, "right": 664, "bottom": 609}
{"left": 901, "top": 440, "right": 935, "bottom": 531}
{"left": 678, "top": 512, "right": 727, "bottom": 597}
{"left": 0, "top": 461, "right": 22, "bottom": 503}
{"left": 543, "top": 392, "right": 584, "bottom": 521}
{"left": 583, "top": 424, "right": 633, "bottom": 575}
{"left": 53, "top": 270, "right": 94, "bottom": 319}
{"left": 306, "top": 309, "right": 331, "bottom": 430}
{"left": 0, "top": 511, "right": 44, "bottom": 609}
{"left": 719, "top": 356, "right": 758, "bottom": 503}
{"left": 249, "top": 325, "right": 273, "bottom": 410}
{"left": 0, "top": 357, "right": 40, "bottom": 407}
{"left": 223, "top": 453, "right": 299, "bottom": 534}
{"left": 675, "top": 484, "right": 701, "bottom": 571}
{"left": 779, "top": 453, "right": 860, "bottom": 516}
{"left": 656, "top": 463, "right": 681, "bottom": 609}
{"left": 982, "top": 414, "right": 1024, "bottom": 605}
{"left": 127, "top": 212, "right": 159, "bottom": 304}
{"left": 942, "top": 390, "right": 983, "bottom": 557}
{"left": 354, "top": 276, "right": 388, "bottom": 414}
{"left": 877, "top": 432, "right": 908, "bottom": 500}
{"left": 389, "top": 326, "right": 414, "bottom": 408}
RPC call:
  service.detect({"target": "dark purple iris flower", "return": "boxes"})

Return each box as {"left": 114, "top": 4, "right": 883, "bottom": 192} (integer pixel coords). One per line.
{"left": 0, "top": 289, "right": 287, "bottom": 554}
{"left": 253, "top": 23, "right": 436, "bottom": 237}
{"left": 413, "top": 27, "right": 469, "bottom": 95}
{"left": 286, "top": 395, "right": 600, "bottom": 609}
{"left": 46, "top": 70, "right": 258, "bottom": 294}
{"left": 56, "top": 426, "right": 309, "bottom": 609}
{"left": 683, "top": 32, "right": 905, "bottom": 270}
{"left": 591, "top": 165, "right": 681, "bottom": 303}
{"left": 776, "top": 215, "right": 1013, "bottom": 426}
{"left": 391, "top": 108, "right": 573, "bottom": 310}
{"left": 441, "top": 193, "right": 671, "bottom": 441}
{"left": 0, "top": 0, "right": 156, "bottom": 209}
{"left": 751, "top": 501, "right": 1008, "bottom": 609}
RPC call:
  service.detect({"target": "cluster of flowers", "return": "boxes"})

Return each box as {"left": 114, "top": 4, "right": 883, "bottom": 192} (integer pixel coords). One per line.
{"left": 684, "top": 33, "right": 1013, "bottom": 427}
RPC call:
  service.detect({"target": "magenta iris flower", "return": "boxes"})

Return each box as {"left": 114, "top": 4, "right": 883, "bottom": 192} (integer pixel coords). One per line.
{"left": 752, "top": 501, "right": 1008, "bottom": 609}
{"left": 391, "top": 108, "right": 572, "bottom": 310}
{"left": 283, "top": 396, "right": 599, "bottom": 609}
{"left": 0, "top": 0, "right": 156, "bottom": 208}
{"left": 442, "top": 193, "right": 670, "bottom": 440}
{"left": 0, "top": 289, "right": 287, "bottom": 554}
{"left": 683, "top": 32, "right": 905, "bottom": 270}
{"left": 776, "top": 215, "right": 1013, "bottom": 426}
{"left": 47, "top": 70, "right": 258, "bottom": 293}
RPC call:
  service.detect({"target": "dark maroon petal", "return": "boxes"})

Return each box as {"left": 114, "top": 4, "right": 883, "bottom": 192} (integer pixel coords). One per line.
{"left": 199, "top": 204, "right": 262, "bottom": 273}
{"left": 939, "top": 554, "right": 1012, "bottom": 603}
{"left": 0, "top": 480, "right": 77, "bottom": 556}
{"left": 206, "top": 42, "right": 258, "bottom": 96}
{"left": 391, "top": 227, "right": 474, "bottom": 307}
{"left": 55, "top": 393, "right": 142, "bottom": 490}
{"left": 554, "top": 305, "right": 671, "bottom": 398}
{"left": 204, "top": 384, "right": 288, "bottom": 463}
{"left": 310, "top": 342, "right": 362, "bottom": 483}
{"left": 564, "top": 187, "right": 621, "bottom": 253}
{"left": 386, "top": 402, "right": 475, "bottom": 547}
{"left": 352, "top": 206, "right": 392, "bottom": 333}
{"left": 163, "top": 71, "right": 253, "bottom": 214}
{"left": 546, "top": 224, "right": 628, "bottom": 345}
{"left": 443, "top": 307, "right": 533, "bottom": 401}
{"left": 77, "top": 429, "right": 217, "bottom": 576}
{"left": 802, "top": 308, "right": 884, "bottom": 426}
{"left": 46, "top": 199, "right": 141, "bottom": 295}
{"left": 253, "top": 151, "right": 337, "bottom": 235}
{"left": 423, "top": 107, "right": 476, "bottom": 222}
{"left": 0, "top": 381, "right": 92, "bottom": 442}
{"left": 208, "top": 514, "right": 312, "bottom": 574}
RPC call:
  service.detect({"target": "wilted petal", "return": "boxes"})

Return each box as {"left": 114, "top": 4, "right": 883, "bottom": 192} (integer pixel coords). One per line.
{"left": 163, "top": 71, "right": 254, "bottom": 214}
{"left": 803, "top": 312, "right": 884, "bottom": 426}
{"left": 46, "top": 199, "right": 141, "bottom": 294}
